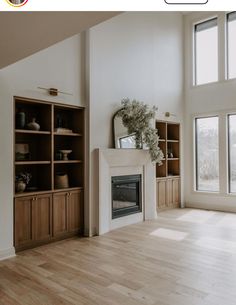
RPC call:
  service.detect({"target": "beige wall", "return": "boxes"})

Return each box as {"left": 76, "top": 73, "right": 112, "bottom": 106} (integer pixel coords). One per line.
{"left": 88, "top": 12, "right": 184, "bottom": 235}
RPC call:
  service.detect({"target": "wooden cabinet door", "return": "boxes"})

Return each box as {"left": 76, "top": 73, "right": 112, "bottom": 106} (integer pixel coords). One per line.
{"left": 14, "top": 196, "right": 33, "bottom": 247}
{"left": 156, "top": 180, "right": 166, "bottom": 210}
{"left": 33, "top": 194, "right": 52, "bottom": 242}
{"left": 52, "top": 192, "right": 68, "bottom": 237}
{"left": 68, "top": 190, "right": 83, "bottom": 233}
{"left": 166, "top": 179, "right": 173, "bottom": 207}
{"left": 172, "top": 178, "right": 180, "bottom": 207}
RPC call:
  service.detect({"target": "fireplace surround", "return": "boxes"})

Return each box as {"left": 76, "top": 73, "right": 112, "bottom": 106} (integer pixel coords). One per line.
{"left": 97, "top": 149, "right": 156, "bottom": 234}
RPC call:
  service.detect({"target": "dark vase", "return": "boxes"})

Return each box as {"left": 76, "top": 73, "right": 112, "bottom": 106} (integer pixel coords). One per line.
{"left": 16, "top": 110, "right": 25, "bottom": 129}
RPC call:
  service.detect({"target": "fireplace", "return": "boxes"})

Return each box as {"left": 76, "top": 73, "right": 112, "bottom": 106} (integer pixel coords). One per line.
{"left": 111, "top": 175, "right": 142, "bottom": 219}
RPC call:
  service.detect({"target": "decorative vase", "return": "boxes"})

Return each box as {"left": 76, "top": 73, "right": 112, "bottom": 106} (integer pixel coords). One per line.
{"left": 16, "top": 110, "right": 25, "bottom": 129}
{"left": 15, "top": 181, "right": 26, "bottom": 193}
{"left": 27, "top": 118, "right": 40, "bottom": 131}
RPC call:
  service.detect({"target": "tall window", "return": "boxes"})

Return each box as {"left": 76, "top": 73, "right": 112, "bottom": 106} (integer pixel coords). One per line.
{"left": 194, "top": 18, "right": 218, "bottom": 86}
{"left": 228, "top": 115, "right": 236, "bottom": 193}
{"left": 227, "top": 12, "right": 236, "bottom": 79}
{"left": 195, "top": 117, "right": 219, "bottom": 192}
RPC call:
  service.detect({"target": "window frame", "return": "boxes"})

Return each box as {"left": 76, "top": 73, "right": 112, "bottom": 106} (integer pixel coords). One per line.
{"left": 227, "top": 113, "right": 236, "bottom": 193}
{"left": 195, "top": 115, "right": 220, "bottom": 193}
{"left": 193, "top": 17, "right": 219, "bottom": 86}
{"left": 226, "top": 11, "right": 236, "bottom": 80}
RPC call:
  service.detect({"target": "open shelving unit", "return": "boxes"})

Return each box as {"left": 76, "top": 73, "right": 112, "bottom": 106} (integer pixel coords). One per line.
{"left": 156, "top": 120, "right": 181, "bottom": 211}
{"left": 14, "top": 96, "right": 85, "bottom": 252}
{"left": 14, "top": 97, "right": 85, "bottom": 195}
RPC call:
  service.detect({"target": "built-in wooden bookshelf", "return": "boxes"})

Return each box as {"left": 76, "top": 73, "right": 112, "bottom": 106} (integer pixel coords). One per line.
{"left": 156, "top": 120, "right": 180, "bottom": 211}
{"left": 14, "top": 96, "right": 84, "bottom": 252}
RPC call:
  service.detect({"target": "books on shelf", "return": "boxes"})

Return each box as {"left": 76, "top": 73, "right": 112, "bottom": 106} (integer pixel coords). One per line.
{"left": 54, "top": 127, "right": 73, "bottom": 134}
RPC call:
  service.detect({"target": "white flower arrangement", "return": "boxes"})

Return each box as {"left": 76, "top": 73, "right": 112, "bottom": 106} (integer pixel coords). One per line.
{"left": 117, "top": 98, "right": 164, "bottom": 165}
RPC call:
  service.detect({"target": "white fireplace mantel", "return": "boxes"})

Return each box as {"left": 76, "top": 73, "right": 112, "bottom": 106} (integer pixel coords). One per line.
{"left": 97, "top": 148, "right": 156, "bottom": 235}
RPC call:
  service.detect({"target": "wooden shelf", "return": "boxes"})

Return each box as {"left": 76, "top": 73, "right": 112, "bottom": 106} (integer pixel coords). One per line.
{"left": 156, "top": 120, "right": 180, "bottom": 211}
{"left": 14, "top": 186, "right": 84, "bottom": 198}
{"left": 54, "top": 160, "right": 83, "bottom": 164}
{"left": 14, "top": 97, "right": 85, "bottom": 252}
{"left": 15, "top": 161, "right": 51, "bottom": 165}
{"left": 54, "top": 132, "right": 83, "bottom": 137}
{"left": 53, "top": 186, "right": 84, "bottom": 192}
{"left": 15, "top": 129, "right": 51, "bottom": 135}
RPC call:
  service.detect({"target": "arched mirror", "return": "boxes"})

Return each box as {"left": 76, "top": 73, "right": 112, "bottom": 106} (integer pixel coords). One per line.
{"left": 113, "top": 110, "right": 137, "bottom": 149}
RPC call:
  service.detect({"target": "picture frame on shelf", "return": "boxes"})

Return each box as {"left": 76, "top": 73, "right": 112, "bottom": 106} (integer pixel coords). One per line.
{"left": 15, "top": 143, "right": 30, "bottom": 161}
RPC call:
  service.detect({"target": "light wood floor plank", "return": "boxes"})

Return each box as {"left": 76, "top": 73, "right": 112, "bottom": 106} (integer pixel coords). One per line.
{"left": 1, "top": 208, "right": 236, "bottom": 305}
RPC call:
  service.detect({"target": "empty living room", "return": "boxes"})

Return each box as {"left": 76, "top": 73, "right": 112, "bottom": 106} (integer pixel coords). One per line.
{"left": 0, "top": 4, "right": 236, "bottom": 305}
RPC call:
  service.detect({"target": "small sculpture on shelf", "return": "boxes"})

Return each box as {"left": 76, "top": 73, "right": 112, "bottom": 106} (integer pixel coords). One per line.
{"left": 15, "top": 172, "right": 32, "bottom": 193}
{"left": 60, "top": 150, "right": 72, "bottom": 161}
{"left": 167, "top": 148, "right": 174, "bottom": 159}
{"left": 27, "top": 118, "right": 40, "bottom": 131}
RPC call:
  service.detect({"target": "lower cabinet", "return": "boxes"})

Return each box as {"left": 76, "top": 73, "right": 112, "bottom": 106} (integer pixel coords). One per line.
{"left": 14, "top": 189, "right": 83, "bottom": 252}
{"left": 52, "top": 190, "right": 83, "bottom": 238}
{"left": 156, "top": 177, "right": 180, "bottom": 211}
{"left": 14, "top": 193, "right": 52, "bottom": 250}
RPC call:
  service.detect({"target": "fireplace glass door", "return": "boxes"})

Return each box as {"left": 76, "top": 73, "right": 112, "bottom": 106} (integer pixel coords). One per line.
{"left": 111, "top": 175, "right": 142, "bottom": 219}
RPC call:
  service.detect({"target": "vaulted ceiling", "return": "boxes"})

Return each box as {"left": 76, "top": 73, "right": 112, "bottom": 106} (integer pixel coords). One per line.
{"left": 0, "top": 12, "right": 121, "bottom": 69}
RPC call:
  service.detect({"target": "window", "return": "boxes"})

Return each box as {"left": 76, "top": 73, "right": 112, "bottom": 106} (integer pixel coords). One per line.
{"left": 227, "top": 12, "right": 236, "bottom": 79}
{"left": 195, "top": 117, "right": 219, "bottom": 192}
{"left": 194, "top": 18, "right": 218, "bottom": 85}
{"left": 228, "top": 115, "right": 236, "bottom": 193}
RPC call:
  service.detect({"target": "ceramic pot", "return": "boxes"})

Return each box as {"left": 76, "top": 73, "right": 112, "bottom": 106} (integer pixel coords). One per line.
{"left": 27, "top": 118, "right": 40, "bottom": 131}
{"left": 15, "top": 181, "right": 26, "bottom": 193}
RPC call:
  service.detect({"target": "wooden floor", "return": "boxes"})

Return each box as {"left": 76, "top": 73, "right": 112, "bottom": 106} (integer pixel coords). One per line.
{"left": 1, "top": 208, "right": 236, "bottom": 305}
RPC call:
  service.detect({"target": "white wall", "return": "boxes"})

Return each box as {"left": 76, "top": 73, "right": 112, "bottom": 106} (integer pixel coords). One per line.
{"left": 184, "top": 12, "right": 236, "bottom": 212}
{"left": 88, "top": 12, "right": 184, "bottom": 235}
{"left": 0, "top": 34, "right": 85, "bottom": 259}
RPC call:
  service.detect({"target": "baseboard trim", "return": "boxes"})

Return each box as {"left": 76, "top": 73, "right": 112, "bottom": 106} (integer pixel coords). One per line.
{"left": 0, "top": 247, "right": 15, "bottom": 261}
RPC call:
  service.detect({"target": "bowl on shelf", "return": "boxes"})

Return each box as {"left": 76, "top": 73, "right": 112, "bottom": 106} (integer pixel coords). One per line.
{"left": 60, "top": 150, "right": 72, "bottom": 161}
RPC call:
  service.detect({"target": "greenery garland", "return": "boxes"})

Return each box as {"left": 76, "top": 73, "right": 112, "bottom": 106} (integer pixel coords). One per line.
{"left": 117, "top": 98, "right": 164, "bottom": 165}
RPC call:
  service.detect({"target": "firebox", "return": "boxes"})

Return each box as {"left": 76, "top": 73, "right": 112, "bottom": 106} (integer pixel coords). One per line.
{"left": 111, "top": 175, "right": 142, "bottom": 219}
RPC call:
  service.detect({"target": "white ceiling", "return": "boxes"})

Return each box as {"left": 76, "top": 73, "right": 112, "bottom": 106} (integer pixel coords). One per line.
{"left": 0, "top": 12, "right": 121, "bottom": 69}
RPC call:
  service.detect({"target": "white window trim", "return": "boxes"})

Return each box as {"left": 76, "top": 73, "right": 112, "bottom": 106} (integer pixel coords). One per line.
{"left": 192, "top": 110, "right": 236, "bottom": 197}
{"left": 190, "top": 12, "right": 236, "bottom": 88}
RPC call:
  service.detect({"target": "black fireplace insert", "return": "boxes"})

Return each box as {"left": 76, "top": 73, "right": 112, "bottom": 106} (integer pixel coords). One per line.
{"left": 111, "top": 174, "right": 142, "bottom": 219}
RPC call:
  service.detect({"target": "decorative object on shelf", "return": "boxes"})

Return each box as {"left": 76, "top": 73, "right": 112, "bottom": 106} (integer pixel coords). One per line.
{"left": 164, "top": 112, "right": 177, "bottom": 118}
{"left": 54, "top": 127, "right": 73, "bottom": 134}
{"left": 15, "top": 143, "right": 30, "bottom": 161}
{"left": 60, "top": 150, "right": 72, "bottom": 161}
{"left": 55, "top": 173, "right": 69, "bottom": 189}
{"left": 55, "top": 151, "right": 63, "bottom": 160}
{"left": 56, "top": 114, "right": 63, "bottom": 128}
{"left": 16, "top": 109, "right": 25, "bottom": 129}
{"left": 15, "top": 181, "right": 26, "bottom": 193}
{"left": 167, "top": 148, "right": 174, "bottom": 158}
{"left": 116, "top": 98, "right": 164, "bottom": 164}
{"left": 38, "top": 87, "right": 73, "bottom": 96}
{"left": 15, "top": 172, "right": 32, "bottom": 193}
{"left": 27, "top": 118, "right": 40, "bottom": 131}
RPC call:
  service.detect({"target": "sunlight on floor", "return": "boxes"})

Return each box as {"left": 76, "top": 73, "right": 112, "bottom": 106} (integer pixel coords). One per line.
{"left": 195, "top": 237, "right": 236, "bottom": 254}
{"left": 216, "top": 214, "right": 236, "bottom": 229}
{"left": 177, "top": 210, "right": 216, "bottom": 224}
{"left": 150, "top": 228, "right": 188, "bottom": 241}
